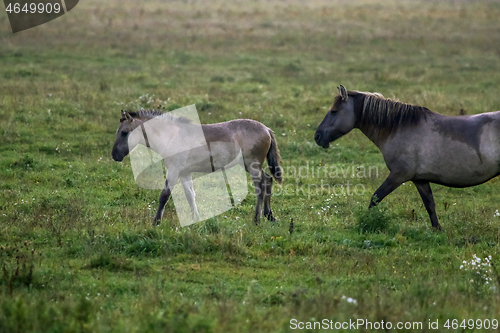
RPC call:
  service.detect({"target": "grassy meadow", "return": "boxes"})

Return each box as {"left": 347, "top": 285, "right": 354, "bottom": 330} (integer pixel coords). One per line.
{"left": 1, "top": 0, "right": 500, "bottom": 331}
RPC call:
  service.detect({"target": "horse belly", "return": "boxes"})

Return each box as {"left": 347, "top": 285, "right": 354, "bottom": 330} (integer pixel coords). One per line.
{"left": 173, "top": 143, "right": 242, "bottom": 175}
{"left": 416, "top": 167, "right": 498, "bottom": 187}
{"left": 415, "top": 143, "right": 500, "bottom": 187}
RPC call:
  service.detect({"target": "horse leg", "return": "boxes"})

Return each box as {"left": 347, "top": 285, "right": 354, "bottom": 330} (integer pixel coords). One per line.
{"left": 253, "top": 177, "right": 264, "bottom": 224}
{"left": 180, "top": 175, "right": 200, "bottom": 222}
{"left": 154, "top": 170, "right": 179, "bottom": 226}
{"left": 248, "top": 164, "right": 264, "bottom": 224}
{"left": 413, "top": 181, "right": 442, "bottom": 230}
{"left": 154, "top": 180, "right": 171, "bottom": 226}
{"left": 369, "top": 175, "right": 403, "bottom": 208}
{"left": 262, "top": 171, "right": 275, "bottom": 221}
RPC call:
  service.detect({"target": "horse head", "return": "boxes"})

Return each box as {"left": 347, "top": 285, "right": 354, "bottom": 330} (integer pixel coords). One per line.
{"left": 314, "top": 85, "right": 357, "bottom": 148}
{"left": 112, "top": 110, "right": 138, "bottom": 161}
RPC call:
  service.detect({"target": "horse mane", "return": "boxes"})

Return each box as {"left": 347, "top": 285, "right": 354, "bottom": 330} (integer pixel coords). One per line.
{"left": 336, "top": 91, "right": 433, "bottom": 137}
{"left": 123, "top": 109, "right": 193, "bottom": 124}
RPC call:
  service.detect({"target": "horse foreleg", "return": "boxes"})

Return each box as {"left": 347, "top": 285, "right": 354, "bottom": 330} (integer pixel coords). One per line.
{"left": 180, "top": 175, "right": 199, "bottom": 222}
{"left": 262, "top": 172, "right": 275, "bottom": 221}
{"left": 369, "top": 175, "right": 403, "bottom": 208}
{"left": 154, "top": 180, "right": 171, "bottom": 226}
{"left": 413, "top": 181, "right": 442, "bottom": 231}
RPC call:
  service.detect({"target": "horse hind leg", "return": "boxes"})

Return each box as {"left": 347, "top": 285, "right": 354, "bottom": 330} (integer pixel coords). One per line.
{"left": 413, "top": 181, "right": 442, "bottom": 231}
{"left": 180, "top": 175, "right": 200, "bottom": 222}
{"left": 252, "top": 177, "right": 264, "bottom": 224}
{"left": 248, "top": 163, "right": 264, "bottom": 225}
{"left": 262, "top": 172, "right": 275, "bottom": 221}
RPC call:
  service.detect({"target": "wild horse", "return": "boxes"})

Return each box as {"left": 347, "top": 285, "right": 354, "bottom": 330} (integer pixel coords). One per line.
{"left": 113, "top": 110, "right": 282, "bottom": 225}
{"left": 315, "top": 85, "right": 500, "bottom": 230}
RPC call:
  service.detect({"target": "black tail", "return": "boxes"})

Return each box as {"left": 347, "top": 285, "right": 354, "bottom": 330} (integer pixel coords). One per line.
{"left": 266, "top": 129, "right": 282, "bottom": 183}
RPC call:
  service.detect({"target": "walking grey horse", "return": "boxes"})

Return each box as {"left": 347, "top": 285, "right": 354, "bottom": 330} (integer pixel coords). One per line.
{"left": 112, "top": 110, "right": 282, "bottom": 225}
{"left": 315, "top": 85, "right": 500, "bottom": 230}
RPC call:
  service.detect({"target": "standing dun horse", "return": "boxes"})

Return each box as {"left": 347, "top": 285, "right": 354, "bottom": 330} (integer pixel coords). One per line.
{"left": 315, "top": 85, "right": 500, "bottom": 230}
{"left": 112, "top": 110, "right": 282, "bottom": 225}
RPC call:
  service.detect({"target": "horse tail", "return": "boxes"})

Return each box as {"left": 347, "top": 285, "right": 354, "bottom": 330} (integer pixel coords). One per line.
{"left": 266, "top": 129, "right": 283, "bottom": 184}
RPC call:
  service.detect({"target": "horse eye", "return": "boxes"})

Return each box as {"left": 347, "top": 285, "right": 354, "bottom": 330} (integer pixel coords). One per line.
{"left": 121, "top": 131, "right": 128, "bottom": 137}
{"left": 330, "top": 109, "right": 338, "bottom": 114}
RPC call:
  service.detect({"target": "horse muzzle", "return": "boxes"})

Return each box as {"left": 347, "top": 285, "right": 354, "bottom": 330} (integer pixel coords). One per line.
{"left": 112, "top": 148, "right": 127, "bottom": 162}
{"left": 314, "top": 131, "right": 330, "bottom": 148}
{"left": 112, "top": 153, "right": 124, "bottom": 162}
{"left": 112, "top": 142, "right": 129, "bottom": 162}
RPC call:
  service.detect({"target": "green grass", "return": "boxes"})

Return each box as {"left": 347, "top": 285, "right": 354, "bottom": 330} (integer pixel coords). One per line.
{"left": 1, "top": 0, "right": 500, "bottom": 331}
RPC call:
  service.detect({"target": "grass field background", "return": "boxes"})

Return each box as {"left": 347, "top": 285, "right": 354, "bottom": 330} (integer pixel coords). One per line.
{"left": 1, "top": 0, "right": 500, "bottom": 331}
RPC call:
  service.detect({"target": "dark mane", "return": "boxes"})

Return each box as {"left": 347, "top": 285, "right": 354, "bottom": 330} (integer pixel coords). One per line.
{"left": 123, "top": 109, "right": 193, "bottom": 124}
{"left": 128, "top": 109, "right": 164, "bottom": 119}
{"left": 334, "top": 91, "right": 434, "bottom": 137}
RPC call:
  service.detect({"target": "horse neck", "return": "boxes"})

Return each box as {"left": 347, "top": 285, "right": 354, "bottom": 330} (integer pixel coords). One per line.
{"left": 141, "top": 118, "right": 174, "bottom": 153}
{"left": 356, "top": 123, "right": 386, "bottom": 148}
{"left": 144, "top": 119, "right": 203, "bottom": 157}
{"left": 353, "top": 95, "right": 436, "bottom": 148}
{"left": 351, "top": 95, "right": 386, "bottom": 147}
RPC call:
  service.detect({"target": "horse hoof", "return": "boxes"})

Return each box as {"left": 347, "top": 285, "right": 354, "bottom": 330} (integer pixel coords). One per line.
{"left": 432, "top": 225, "right": 443, "bottom": 232}
{"left": 264, "top": 210, "right": 276, "bottom": 221}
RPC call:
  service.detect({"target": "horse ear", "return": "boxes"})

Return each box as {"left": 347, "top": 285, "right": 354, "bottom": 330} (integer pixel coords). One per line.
{"left": 121, "top": 110, "right": 133, "bottom": 122}
{"left": 338, "top": 85, "right": 348, "bottom": 101}
{"left": 120, "top": 110, "right": 126, "bottom": 122}
{"left": 120, "top": 110, "right": 132, "bottom": 122}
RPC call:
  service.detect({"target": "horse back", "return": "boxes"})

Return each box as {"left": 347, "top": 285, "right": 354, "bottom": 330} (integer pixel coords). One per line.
{"left": 202, "top": 119, "right": 271, "bottom": 159}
